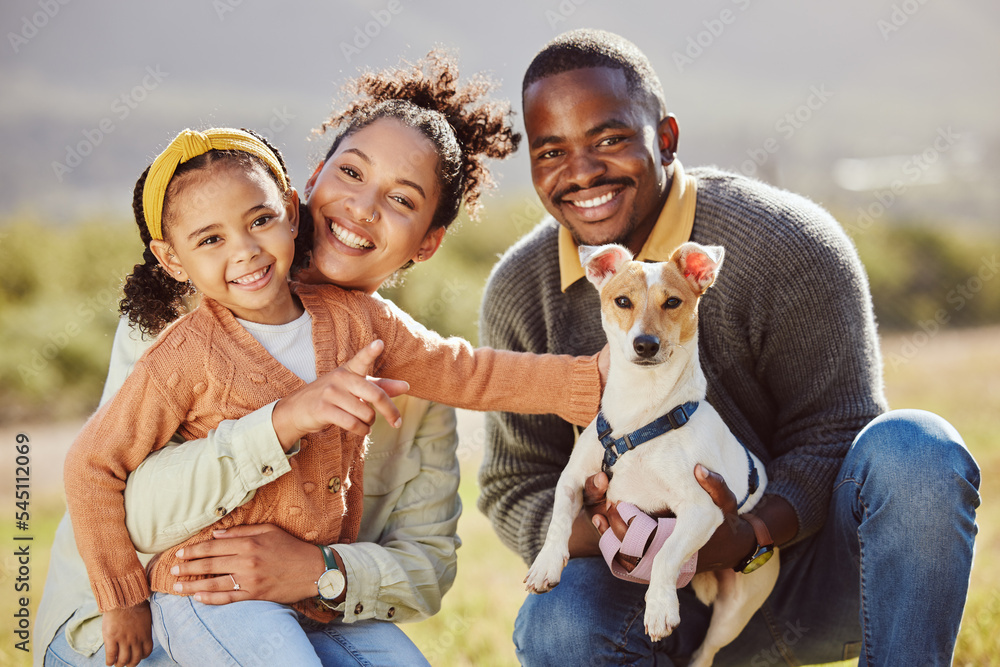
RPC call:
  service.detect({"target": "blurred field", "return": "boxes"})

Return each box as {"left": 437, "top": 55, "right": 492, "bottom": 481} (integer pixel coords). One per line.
{"left": 3, "top": 211, "right": 1000, "bottom": 422}
{"left": 2, "top": 325, "right": 996, "bottom": 666}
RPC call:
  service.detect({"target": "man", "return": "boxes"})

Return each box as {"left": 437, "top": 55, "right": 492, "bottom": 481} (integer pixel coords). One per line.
{"left": 478, "top": 29, "right": 980, "bottom": 666}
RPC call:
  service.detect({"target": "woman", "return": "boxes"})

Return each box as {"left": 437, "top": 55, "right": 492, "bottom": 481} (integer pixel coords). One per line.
{"left": 36, "top": 49, "right": 521, "bottom": 667}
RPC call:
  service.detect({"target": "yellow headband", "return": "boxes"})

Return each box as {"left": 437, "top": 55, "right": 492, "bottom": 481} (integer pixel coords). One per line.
{"left": 142, "top": 128, "right": 289, "bottom": 240}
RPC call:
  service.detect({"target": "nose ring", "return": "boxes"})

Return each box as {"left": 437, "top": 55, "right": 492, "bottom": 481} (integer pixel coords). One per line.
{"left": 363, "top": 211, "right": 377, "bottom": 223}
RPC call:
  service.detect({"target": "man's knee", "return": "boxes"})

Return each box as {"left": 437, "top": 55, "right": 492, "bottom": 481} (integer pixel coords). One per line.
{"left": 849, "top": 409, "right": 980, "bottom": 502}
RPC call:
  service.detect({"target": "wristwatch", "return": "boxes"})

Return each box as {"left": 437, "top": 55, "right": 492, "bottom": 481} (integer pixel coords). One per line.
{"left": 316, "top": 545, "right": 346, "bottom": 601}
{"left": 735, "top": 513, "right": 775, "bottom": 574}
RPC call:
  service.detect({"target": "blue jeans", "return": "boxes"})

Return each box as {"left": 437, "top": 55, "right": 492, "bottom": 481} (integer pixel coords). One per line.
{"left": 514, "top": 409, "right": 981, "bottom": 666}
{"left": 46, "top": 599, "right": 428, "bottom": 667}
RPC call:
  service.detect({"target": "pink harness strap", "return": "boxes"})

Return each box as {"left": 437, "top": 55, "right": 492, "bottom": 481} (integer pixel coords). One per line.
{"left": 599, "top": 502, "right": 698, "bottom": 586}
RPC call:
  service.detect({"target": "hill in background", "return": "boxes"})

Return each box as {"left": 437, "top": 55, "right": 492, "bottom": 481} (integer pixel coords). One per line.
{"left": 1, "top": 0, "right": 997, "bottom": 229}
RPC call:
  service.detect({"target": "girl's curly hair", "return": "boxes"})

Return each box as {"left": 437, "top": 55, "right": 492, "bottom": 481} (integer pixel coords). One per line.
{"left": 120, "top": 129, "right": 312, "bottom": 336}
{"left": 315, "top": 48, "right": 521, "bottom": 232}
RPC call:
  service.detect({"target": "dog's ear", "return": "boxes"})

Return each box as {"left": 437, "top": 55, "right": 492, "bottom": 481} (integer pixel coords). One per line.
{"left": 672, "top": 243, "right": 725, "bottom": 294}
{"left": 580, "top": 244, "right": 633, "bottom": 290}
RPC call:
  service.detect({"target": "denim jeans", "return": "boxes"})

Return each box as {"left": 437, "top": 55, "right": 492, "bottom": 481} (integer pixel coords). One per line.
{"left": 514, "top": 409, "right": 981, "bottom": 666}
{"left": 46, "top": 598, "right": 429, "bottom": 667}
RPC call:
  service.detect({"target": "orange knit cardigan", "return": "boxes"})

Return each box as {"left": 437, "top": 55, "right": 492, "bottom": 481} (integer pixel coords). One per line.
{"left": 64, "top": 283, "right": 600, "bottom": 620}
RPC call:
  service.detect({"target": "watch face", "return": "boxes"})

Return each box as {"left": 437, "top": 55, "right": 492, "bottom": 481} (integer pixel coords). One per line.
{"left": 318, "top": 568, "right": 346, "bottom": 600}
{"left": 741, "top": 546, "right": 774, "bottom": 574}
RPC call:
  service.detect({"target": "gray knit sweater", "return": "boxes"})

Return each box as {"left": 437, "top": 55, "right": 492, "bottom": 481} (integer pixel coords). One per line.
{"left": 478, "top": 166, "right": 888, "bottom": 564}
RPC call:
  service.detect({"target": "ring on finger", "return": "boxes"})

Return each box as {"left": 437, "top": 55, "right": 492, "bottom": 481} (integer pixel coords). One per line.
{"left": 229, "top": 574, "right": 240, "bottom": 591}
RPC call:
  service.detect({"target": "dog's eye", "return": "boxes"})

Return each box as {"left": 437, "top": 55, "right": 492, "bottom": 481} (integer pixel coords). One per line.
{"left": 614, "top": 296, "right": 632, "bottom": 309}
{"left": 663, "top": 297, "right": 682, "bottom": 309}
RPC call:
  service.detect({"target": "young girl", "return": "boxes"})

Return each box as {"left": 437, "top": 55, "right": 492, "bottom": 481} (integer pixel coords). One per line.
{"left": 63, "top": 126, "right": 603, "bottom": 667}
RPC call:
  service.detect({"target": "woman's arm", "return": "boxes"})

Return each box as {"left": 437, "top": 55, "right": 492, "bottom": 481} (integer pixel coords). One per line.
{"left": 169, "top": 399, "right": 462, "bottom": 622}
{"left": 124, "top": 403, "right": 294, "bottom": 553}
{"left": 329, "top": 399, "right": 461, "bottom": 623}
{"left": 103, "top": 317, "right": 295, "bottom": 554}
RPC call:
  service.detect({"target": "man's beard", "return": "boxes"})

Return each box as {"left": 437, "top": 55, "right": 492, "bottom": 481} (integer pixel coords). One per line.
{"left": 554, "top": 176, "right": 641, "bottom": 248}
{"left": 566, "top": 210, "right": 642, "bottom": 248}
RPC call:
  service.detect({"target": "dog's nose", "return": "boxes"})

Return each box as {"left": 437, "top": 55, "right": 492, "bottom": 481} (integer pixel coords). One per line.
{"left": 633, "top": 335, "right": 660, "bottom": 358}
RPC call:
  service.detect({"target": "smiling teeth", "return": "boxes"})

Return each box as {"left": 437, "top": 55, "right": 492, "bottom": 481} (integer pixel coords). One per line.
{"left": 573, "top": 191, "right": 617, "bottom": 209}
{"left": 231, "top": 267, "right": 269, "bottom": 285}
{"left": 331, "top": 222, "right": 374, "bottom": 249}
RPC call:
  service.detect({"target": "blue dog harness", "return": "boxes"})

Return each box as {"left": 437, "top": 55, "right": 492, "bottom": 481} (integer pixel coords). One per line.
{"left": 597, "top": 400, "right": 760, "bottom": 510}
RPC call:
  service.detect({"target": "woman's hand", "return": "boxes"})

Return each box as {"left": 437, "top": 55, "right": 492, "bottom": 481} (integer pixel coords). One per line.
{"left": 170, "top": 524, "right": 329, "bottom": 605}
{"left": 271, "top": 339, "right": 410, "bottom": 450}
{"left": 101, "top": 601, "right": 153, "bottom": 667}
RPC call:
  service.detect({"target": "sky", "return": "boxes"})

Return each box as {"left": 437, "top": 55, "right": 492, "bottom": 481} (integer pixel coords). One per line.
{"left": 1, "top": 0, "right": 997, "bottom": 227}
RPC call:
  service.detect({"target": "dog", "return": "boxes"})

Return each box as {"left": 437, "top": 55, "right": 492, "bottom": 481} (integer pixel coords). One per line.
{"left": 524, "top": 241, "right": 780, "bottom": 666}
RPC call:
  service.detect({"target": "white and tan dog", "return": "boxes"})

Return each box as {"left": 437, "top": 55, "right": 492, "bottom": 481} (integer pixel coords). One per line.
{"left": 524, "top": 242, "right": 780, "bottom": 666}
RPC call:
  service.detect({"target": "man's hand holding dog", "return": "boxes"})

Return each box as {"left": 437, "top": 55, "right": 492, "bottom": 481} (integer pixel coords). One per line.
{"left": 578, "top": 465, "right": 799, "bottom": 573}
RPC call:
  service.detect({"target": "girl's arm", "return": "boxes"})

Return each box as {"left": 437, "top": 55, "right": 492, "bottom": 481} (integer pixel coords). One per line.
{"left": 64, "top": 355, "right": 186, "bottom": 612}
{"left": 371, "top": 298, "right": 604, "bottom": 426}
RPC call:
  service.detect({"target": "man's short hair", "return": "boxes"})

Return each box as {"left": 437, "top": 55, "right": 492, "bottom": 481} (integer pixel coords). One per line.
{"left": 522, "top": 29, "right": 666, "bottom": 117}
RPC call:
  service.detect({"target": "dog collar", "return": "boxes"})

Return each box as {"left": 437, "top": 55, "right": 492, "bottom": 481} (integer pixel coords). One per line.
{"left": 598, "top": 401, "right": 699, "bottom": 476}
{"left": 598, "top": 402, "right": 761, "bottom": 508}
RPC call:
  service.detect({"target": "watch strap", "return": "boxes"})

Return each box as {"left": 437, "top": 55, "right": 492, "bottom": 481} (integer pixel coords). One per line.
{"left": 742, "top": 513, "right": 773, "bottom": 548}
{"left": 319, "top": 545, "right": 338, "bottom": 572}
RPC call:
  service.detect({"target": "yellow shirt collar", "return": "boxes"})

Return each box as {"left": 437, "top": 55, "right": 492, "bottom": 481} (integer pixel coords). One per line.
{"left": 558, "top": 160, "right": 698, "bottom": 292}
